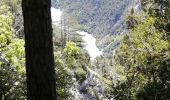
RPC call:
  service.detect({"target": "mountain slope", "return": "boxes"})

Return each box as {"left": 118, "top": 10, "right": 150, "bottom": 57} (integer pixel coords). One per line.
{"left": 52, "top": 0, "right": 140, "bottom": 55}
{"left": 53, "top": 0, "right": 139, "bottom": 34}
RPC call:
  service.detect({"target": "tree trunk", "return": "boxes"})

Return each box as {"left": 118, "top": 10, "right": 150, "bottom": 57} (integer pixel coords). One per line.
{"left": 22, "top": 0, "right": 56, "bottom": 100}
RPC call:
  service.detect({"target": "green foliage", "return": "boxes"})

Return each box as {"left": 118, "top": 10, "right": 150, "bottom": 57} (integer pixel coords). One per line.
{"left": 0, "top": 4, "right": 25, "bottom": 100}
{"left": 63, "top": 41, "right": 89, "bottom": 83}
{"left": 75, "top": 67, "right": 86, "bottom": 83}
{"left": 54, "top": 51, "right": 72, "bottom": 99}
{"left": 54, "top": 41, "right": 90, "bottom": 99}
{"left": 64, "top": 41, "right": 79, "bottom": 68}
{"left": 140, "top": 0, "right": 170, "bottom": 33}
{"left": 2, "top": 0, "right": 21, "bottom": 12}
{"left": 113, "top": 14, "right": 170, "bottom": 99}
{"left": 64, "top": 41, "right": 79, "bottom": 57}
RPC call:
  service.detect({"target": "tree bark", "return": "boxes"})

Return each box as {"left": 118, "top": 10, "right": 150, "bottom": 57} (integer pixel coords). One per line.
{"left": 22, "top": 0, "right": 56, "bottom": 100}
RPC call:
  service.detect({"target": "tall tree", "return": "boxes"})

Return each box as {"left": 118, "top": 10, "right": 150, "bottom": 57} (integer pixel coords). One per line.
{"left": 22, "top": 0, "right": 56, "bottom": 99}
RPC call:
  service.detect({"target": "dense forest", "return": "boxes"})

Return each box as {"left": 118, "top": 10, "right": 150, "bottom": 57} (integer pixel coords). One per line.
{"left": 0, "top": 0, "right": 170, "bottom": 99}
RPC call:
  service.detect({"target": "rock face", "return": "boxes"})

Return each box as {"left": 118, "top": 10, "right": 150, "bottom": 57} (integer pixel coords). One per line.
{"left": 69, "top": 65, "right": 106, "bottom": 100}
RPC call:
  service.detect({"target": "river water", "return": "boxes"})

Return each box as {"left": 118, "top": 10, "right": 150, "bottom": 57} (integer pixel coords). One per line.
{"left": 51, "top": 7, "right": 62, "bottom": 26}
{"left": 76, "top": 31, "right": 102, "bottom": 60}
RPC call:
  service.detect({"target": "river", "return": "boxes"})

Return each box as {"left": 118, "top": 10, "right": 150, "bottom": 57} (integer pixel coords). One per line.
{"left": 51, "top": 7, "right": 102, "bottom": 60}
{"left": 76, "top": 31, "right": 102, "bottom": 60}
{"left": 51, "top": 7, "right": 62, "bottom": 26}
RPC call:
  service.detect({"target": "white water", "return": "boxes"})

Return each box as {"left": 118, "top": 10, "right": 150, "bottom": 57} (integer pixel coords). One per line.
{"left": 51, "top": 7, "right": 62, "bottom": 26}
{"left": 76, "top": 31, "right": 102, "bottom": 60}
